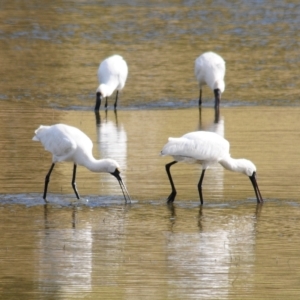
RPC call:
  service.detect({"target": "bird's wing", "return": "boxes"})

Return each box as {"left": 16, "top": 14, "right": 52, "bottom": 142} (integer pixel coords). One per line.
{"left": 194, "top": 56, "right": 206, "bottom": 81}
{"left": 194, "top": 52, "right": 225, "bottom": 85}
{"left": 33, "top": 125, "right": 77, "bottom": 162}
{"left": 211, "top": 58, "right": 226, "bottom": 78}
{"left": 162, "top": 131, "right": 229, "bottom": 162}
{"left": 98, "top": 56, "right": 128, "bottom": 84}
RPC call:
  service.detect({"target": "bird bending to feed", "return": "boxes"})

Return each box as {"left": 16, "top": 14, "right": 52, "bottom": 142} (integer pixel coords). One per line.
{"left": 161, "top": 131, "right": 263, "bottom": 204}
{"left": 32, "top": 123, "right": 131, "bottom": 203}
{"left": 95, "top": 54, "right": 128, "bottom": 111}
{"left": 194, "top": 51, "right": 225, "bottom": 108}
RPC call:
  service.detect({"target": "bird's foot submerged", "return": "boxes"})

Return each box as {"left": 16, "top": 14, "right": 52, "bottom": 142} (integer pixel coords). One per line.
{"left": 167, "top": 191, "right": 177, "bottom": 203}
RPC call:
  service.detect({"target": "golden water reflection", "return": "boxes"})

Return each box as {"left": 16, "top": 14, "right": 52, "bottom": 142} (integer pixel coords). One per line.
{"left": 1, "top": 200, "right": 300, "bottom": 298}
{"left": 1, "top": 105, "right": 300, "bottom": 298}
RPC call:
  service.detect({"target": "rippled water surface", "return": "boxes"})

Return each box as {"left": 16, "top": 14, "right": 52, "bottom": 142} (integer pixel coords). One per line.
{"left": 1, "top": 0, "right": 300, "bottom": 299}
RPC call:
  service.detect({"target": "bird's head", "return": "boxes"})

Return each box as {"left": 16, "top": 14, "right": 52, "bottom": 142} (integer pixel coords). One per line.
{"left": 214, "top": 79, "right": 225, "bottom": 93}
{"left": 107, "top": 160, "right": 131, "bottom": 203}
{"left": 95, "top": 84, "right": 111, "bottom": 111}
{"left": 236, "top": 158, "right": 263, "bottom": 203}
{"left": 101, "top": 158, "right": 121, "bottom": 174}
{"left": 96, "top": 84, "right": 111, "bottom": 98}
{"left": 237, "top": 159, "right": 257, "bottom": 177}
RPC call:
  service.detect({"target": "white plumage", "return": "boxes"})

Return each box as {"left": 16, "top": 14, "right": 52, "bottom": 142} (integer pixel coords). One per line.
{"left": 95, "top": 55, "right": 128, "bottom": 111}
{"left": 162, "top": 131, "right": 229, "bottom": 168}
{"left": 32, "top": 123, "right": 130, "bottom": 203}
{"left": 194, "top": 52, "right": 226, "bottom": 107}
{"left": 161, "top": 131, "right": 263, "bottom": 204}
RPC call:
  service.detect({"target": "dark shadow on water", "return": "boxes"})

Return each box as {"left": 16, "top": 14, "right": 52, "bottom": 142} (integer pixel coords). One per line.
{"left": 95, "top": 109, "right": 118, "bottom": 126}
{"left": 198, "top": 106, "right": 220, "bottom": 131}
{"left": 255, "top": 203, "right": 263, "bottom": 219}
{"left": 198, "top": 206, "right": 203, "bottom": 231}
{"left": 167, "top": 202, "right": 176, "bottom": 231}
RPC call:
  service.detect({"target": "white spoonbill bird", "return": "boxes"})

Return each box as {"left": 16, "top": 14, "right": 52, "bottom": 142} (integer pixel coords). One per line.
{"left": 161, "top": 131, "right": 263, "bottom": 204}
{"left": 194, "top": 51, "right": 225, "bottom": 108}
{"left": 95, "top": 55, "right": 128, "bottom": 111}
{"left": 32, "top": 124, "right": 131, "bottom": 203}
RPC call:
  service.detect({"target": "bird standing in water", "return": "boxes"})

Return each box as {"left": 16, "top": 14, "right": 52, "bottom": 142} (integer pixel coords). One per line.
{"left": 95, "top": 55, "right": 128, "bottom": 111}
{"left": 33, "top": 123, "right": 131, "bottom": 203}
{"left": 161, "top": 130, "right": 263, "bottom": 204}
{"left": 194, "top": 51, "right": 225, "bottom": 108}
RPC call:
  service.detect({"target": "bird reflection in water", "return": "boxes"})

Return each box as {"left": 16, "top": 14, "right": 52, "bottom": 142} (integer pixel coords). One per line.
{"left": 198, "top": 105, "right": 221, "bottom": 132}
{"left": 94, "top": 110, "right": 128, "bottom": 196}
{"left": 167, "top": 203, "right": 176, "bottom": 231}
{"left": 40, "top": 204, "right": 92, "bottom": 295}
{"left": 164, "top": 204, "right": 261, "bottom": 299}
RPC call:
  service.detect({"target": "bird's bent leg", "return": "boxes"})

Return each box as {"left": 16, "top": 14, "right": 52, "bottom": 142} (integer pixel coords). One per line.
{"left": 214, "top": 88, "right": 221, "bottom": 109}
{"left": 95, "top": 92, "right": 101, "bottom": 112}
{"left": 72, "top": 164, "right": 80, "bottom": 199}
{"left": 197, "top": 169, "right": 206, "bottom": 205}
{"left": 105, "top": 97, "right": 108, "bottom": 109}
{"left": 43, "top": 163, "right": 55, "bottom": 202}
{"left": 198, "top": 89, "right": 202, "bottom": 106}
{"left": 165, "top": 161, "right": 178, "bottom": 203}
{"left": 114, "top": 91, "right": 119, "bottom": 110}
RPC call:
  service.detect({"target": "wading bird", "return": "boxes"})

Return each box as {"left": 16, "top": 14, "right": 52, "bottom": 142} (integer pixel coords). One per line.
{"left": 161, "top": 131, "right": 263, "bottom": 204}
{"left": 32, "top": 124, "right": 131, "bottom": 203}
{"left": 95, "top": 55, "right": 128, "bottom": 111}
{"left": 194, "top": 51, "right": 225, "bottom": 108}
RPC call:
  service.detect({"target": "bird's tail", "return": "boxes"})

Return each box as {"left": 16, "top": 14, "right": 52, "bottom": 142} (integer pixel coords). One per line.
{"left": 161, "top": 137, "right": 186, "bottom": 156}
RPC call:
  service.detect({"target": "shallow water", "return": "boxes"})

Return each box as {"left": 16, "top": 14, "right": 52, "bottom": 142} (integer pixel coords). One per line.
{"left": 1, "top": 0, "right": 300, "bottom": 299}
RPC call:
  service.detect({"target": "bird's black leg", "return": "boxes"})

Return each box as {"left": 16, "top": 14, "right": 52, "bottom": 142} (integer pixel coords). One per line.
{"left": 114, "top": 90, "right": 119, "bottom": 110}
{"left": 197, "top": 169, "right": 206, "bottom": 205}
{"left": 71, "top": 164, "right": 80, "bottom": 199}
{"left": 43, "top": 163, "right": 55, "bottom": 202}
{"left": 95, "top": 92, "right": 101, "bottom": 112}
{"left": 198, "top": 89, "right": 202, "bottom": 106}
{"left": 214, "top": 88, "right": 221, "bottom": 109}
{"left": 105, "top": 97, "right": 108, "bottom": 109}
{"left": 165, "top": 161, "right": 178, "bottom": 203}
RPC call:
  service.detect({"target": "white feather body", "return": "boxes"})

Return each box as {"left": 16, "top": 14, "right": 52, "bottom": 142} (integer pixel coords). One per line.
{"left": 161, "top": 131, "right": 256, "bottom": 176}
{"left": 161, "top": 131, "right": 229, "bottom": 169}
{"left": 194, "top": 51, "right": 225, "bottom": 92}
{"left": 97, "top": 55, "right": 128, "bottom": 97}
{"left": 33, "top": 124, "right": 119, "bottom": 173}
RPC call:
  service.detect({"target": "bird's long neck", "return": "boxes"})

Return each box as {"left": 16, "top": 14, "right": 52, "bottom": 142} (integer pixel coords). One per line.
{"left": 77, "top": 154, "right": 108, "bottom": 173}
{"left": 214, "top": 79, "right": 225, "bottom": 93}
{"left": 219, "top": 156, "right": 245, "bottom": 174}
{"left": 98, "top": 83, "right": 116, "bottom": 98}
